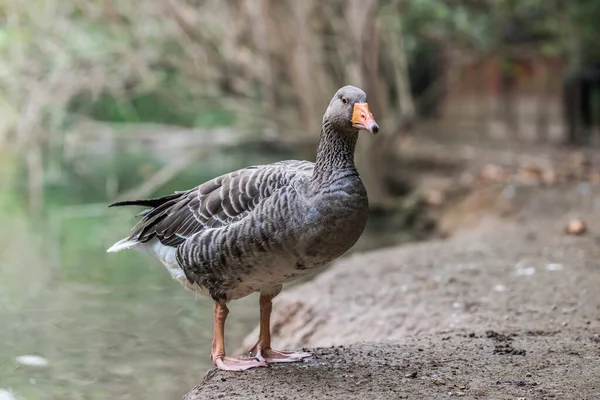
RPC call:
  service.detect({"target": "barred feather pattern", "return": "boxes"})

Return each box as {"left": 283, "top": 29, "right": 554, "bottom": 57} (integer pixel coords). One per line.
{"left": 124, "top": 160, "right": 312, "bottom": 248}
{"left": 109, "top": 85, "right": 371, "bottom": 302}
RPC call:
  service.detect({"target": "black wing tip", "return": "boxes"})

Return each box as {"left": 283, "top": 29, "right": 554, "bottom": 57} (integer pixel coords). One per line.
{"left": 108, "top": 193, "right": 186, "bottom": 209}
{"left": 108, "top": 200, "right": 145, "bottom": 208}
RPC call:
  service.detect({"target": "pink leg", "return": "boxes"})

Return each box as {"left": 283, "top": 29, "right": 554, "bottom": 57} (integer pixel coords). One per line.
{"left": 247, "top": 294, "right": 313, "bottom": 363}
{"left": 211, "top": 302, "right": 267, "bottom": 371}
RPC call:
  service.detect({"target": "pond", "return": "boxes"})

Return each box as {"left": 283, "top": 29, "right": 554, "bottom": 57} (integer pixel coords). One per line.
{"left": 0, "top": 210, "right": 260, "bottom": 399}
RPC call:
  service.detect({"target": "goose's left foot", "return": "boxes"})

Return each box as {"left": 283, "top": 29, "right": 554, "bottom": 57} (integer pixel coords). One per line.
{"left": 250, "top": 293, "right": 313, "bottom": 363}
{"left": 250, "top": 346, "right": 313, "bottom": 363}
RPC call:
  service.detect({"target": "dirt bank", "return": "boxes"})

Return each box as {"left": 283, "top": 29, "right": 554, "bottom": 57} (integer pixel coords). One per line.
{"left": 187, "top": 333, "right": 599, "bottom": 400}
{"left": 185, "top": 184, "right": 600, "bottom": 399}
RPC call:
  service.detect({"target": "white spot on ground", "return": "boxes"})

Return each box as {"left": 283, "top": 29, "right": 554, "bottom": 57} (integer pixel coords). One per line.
{"left": 545, "top": 263, "right": 564, "bottom": 271}
{"left": 516, "top": 267, "right": 536, "bottom": 276}
{"left": 494, "top": 284, "right": 507, "bottom": 292}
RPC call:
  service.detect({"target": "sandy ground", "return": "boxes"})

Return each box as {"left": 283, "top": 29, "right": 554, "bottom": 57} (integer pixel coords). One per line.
{"left": 185, "top": 185, "right": 600, "bottom": 399}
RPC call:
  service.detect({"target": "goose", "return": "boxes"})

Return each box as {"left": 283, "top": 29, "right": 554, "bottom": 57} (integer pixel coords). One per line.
{"left": 107, "top": 85, "right": 379, "bottom": 371}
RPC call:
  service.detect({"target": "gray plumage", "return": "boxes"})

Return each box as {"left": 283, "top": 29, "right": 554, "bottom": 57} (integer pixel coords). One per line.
{"left": 108, "top": 85, "right": 373, "bottom": 303}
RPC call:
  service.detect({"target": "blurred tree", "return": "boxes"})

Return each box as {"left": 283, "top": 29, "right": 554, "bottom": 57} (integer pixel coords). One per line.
{"left": 2, "top": 0, "right": 597, "bottom": 213}
{"left": 561, "top": 0, "right": 600, "bottom": 144}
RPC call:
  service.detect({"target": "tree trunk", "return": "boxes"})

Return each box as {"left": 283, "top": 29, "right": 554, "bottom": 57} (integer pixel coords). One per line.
{"left": 351, "top": 0, "right": 414, "bottom": 209}
{"left": 345, "top": 0, "right": 389, "bottom": 209}
{"left": 535, "top": 61, "right": 550, "bottom": 142}
{"left": 244, "top": 0, "right": 276, "bottom": 114}
{"left": 501, "top": 56, "right": 519, "bottom": 140}
{"left": 388, "top": 15, "right": 416, "bottom": 133}
{"left": 289, "top": 0, "right": 323, "bottom": 137}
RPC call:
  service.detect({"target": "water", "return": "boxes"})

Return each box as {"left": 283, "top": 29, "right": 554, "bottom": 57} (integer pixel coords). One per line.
{"left": 0, "top": 211, "right": 261, "bottom": 400}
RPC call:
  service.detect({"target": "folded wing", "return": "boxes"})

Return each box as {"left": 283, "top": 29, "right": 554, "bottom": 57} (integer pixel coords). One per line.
{"left": 111, "top": 161, "right": 312, "bottom": 248}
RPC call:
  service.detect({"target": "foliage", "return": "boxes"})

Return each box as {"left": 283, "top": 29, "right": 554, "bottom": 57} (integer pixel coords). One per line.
{"left": 1, "top": 0, "right": 598, "bottom": 211}
{"left": 569, "top": 0, "right": 600, "bottom": 64}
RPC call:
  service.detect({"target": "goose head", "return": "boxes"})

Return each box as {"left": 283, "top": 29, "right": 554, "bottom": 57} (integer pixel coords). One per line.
{"left": 324, "top": 85, "right": 379, "bottom": 135}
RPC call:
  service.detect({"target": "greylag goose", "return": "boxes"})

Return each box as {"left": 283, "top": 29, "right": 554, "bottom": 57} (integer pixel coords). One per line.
{"left": 107, "top": 85, "right": 379, "bottom": 371}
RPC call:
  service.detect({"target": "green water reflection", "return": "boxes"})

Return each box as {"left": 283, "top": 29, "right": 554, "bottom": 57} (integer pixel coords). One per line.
{"left": 0, "top": 210, "right": 260, "bottom": 400}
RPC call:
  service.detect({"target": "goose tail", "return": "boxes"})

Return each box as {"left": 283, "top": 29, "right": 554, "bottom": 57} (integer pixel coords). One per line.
{"left": 107, "top": 237, "right": 139, "bottom": 253}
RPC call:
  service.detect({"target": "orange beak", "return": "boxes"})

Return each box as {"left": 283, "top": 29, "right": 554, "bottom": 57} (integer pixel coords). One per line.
{"left": 352, "top": 103, "right": 379, "bottom": 134}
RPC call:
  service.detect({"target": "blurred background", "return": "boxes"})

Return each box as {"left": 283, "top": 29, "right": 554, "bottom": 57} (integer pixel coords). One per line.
{"left": 1, "top": 0, "right": 599, "bottom": 399}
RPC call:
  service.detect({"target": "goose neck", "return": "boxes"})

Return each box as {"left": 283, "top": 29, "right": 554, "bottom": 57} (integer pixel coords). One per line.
{"left": 312, "top": 119, "right": 359, "bottom": 182}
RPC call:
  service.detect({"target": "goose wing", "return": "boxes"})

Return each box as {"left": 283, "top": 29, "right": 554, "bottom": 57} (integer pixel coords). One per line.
{"left": 113, "top": 160, "right": 312, "bottom": 247}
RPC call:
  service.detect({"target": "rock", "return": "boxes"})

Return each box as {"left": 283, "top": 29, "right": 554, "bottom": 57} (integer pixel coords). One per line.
{"left": 565, "top": 219, "right": 587, "bottom": 235}
{"left": 185, "top": 337, "right": 599, "bottom": 399}
{"left": 479, "top": 164, "right": 507, "bottom": 183}
{"left": 424, "top": 189, "right": 445, "bottom": 207}
{"left": 541, "top": 168, "right": 557, "bottom": 186}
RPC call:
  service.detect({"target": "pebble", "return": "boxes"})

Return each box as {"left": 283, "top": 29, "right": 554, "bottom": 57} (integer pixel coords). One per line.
{"left": 545, "top": 263, "right": 564, "bottom": 272}
{"left": 516, "top": 267, "right": 536, "bottom": 276}
{"left": 494, "top": 284, "right": 507, "bottom": 292}
{"left": 565, "top": 219, "right": 587, "bottom": 235}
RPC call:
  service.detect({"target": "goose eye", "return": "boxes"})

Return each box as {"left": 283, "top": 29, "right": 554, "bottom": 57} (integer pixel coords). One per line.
{"left": 341, "top": 97, "right": 348, "bottom": 105}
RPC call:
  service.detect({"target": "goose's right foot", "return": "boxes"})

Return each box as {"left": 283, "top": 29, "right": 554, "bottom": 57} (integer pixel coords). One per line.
{"left": 211, "top": 302, "right": 267, "bottom": 372}
{"left": 251, "top": 346, "right": 313, "bottom": 363}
